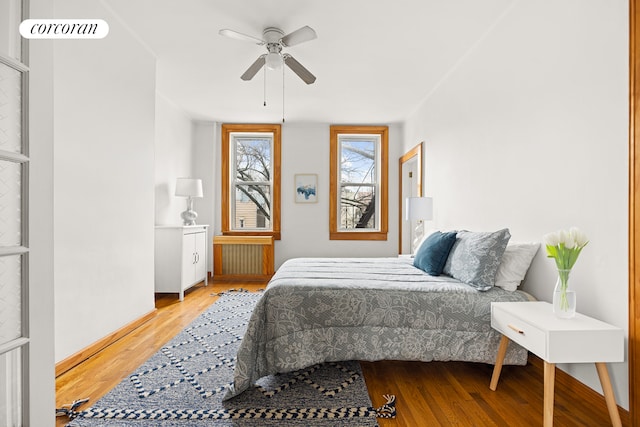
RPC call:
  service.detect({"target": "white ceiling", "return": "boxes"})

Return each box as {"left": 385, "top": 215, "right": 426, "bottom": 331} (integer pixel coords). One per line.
{"left": 105, "top": 0, "right": 513, "bottom": 124}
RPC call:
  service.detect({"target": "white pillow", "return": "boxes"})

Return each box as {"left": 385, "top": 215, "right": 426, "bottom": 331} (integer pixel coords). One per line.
{"left": 494, "top": 243, "right": 540, "bottom": 291}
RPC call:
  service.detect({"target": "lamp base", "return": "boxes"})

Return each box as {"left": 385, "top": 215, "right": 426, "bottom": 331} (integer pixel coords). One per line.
{"left": 181, "top": 209, "right": 198, "bottom": 226}
{"left": 412, "top": 221, "right": 425, "bottom": 253}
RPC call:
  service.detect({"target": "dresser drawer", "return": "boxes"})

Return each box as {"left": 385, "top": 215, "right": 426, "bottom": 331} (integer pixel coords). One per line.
{"left": 491, "top": 305, "right": 546, "bottom": 359}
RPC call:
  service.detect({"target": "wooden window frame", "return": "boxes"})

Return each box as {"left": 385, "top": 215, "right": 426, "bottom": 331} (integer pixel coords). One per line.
{"left": 329, "top": 125, "right": 388, "bottom": 241}
{"left": 221, "top": 123, "right": 281, "bottom": 240}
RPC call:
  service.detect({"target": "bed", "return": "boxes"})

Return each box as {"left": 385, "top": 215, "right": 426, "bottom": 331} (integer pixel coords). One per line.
{"left": 225, "top": 229, "right": 538, "bottom": 399}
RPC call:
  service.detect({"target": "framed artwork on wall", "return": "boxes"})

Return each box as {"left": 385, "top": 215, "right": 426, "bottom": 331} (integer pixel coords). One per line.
{"left": 295, "top": 174, "right": 318, "bottom": 203}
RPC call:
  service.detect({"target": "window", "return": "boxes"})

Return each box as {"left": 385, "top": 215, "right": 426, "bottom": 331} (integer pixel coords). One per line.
{"left": 330, "top": 125, "right": 388, "bottom": 240}
{"left": 221, "top": 124, "right": 281, "bottom": 239}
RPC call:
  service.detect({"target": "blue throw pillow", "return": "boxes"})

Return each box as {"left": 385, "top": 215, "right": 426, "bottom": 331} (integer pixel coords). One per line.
{"left": 413, "top": 231, "right": 457, "bottom": 276}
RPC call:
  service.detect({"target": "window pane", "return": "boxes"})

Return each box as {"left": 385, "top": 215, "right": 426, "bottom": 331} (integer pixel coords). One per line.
{"left": 0, "top": 254, "right": 21, "bottom": 346}
{"left": 0, "top": 161, "right": 21, "bottom": 247}
{"left": 0, "top": 347, "right": 22, "bottom": 427}
{"left": 0, "top": 0, "right": 22, "bottom": 62}
{"left": 340, "top": 185, "right": 376, "bottom": 229}
{"left": 0, "top": 63, "right": 22, "bottom": 154}
{"left": 235, "top": 137, "right": 271, "bottom": 183}
{"left": 340, "top": 139, "right": 375, "bottom": 184}
{"left": 234, "top": 185, "right": 271, "bottom": 229}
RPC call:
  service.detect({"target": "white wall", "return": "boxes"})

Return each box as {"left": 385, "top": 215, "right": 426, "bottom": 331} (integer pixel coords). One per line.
{"left": 404, "top": 0, "right": 629, "bottom": 408}
{"left": 155, "top": 93, "right": 194, "bottom": 226}
{"left": 155, "top": 103, "right": 215, "bottom": 273}
{"left": 53, "top": 0, "right": 157, "bottom": 362}
{"left": 193, "top": 121, "right": 216, "bottom": 273}
{"left": 211, "top": 122, "right": 403, "bottom": 269}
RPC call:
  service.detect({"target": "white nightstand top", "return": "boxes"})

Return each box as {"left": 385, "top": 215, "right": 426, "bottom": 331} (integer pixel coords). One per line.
{"left": 493, "top": 301, "right": 622, "bottom": 332}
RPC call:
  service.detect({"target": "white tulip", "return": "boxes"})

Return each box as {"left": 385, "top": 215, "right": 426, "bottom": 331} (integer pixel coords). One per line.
{"left": 544, "top": 227, "right": 588, "bottom": 270}
{"left": 557, "top": 229, "right": 576, "bottom": 248}
{"left": 543, "top": 231, "right": 561, "bottom": 246}
{"left": 569, "top": 227, "right": 589, "bottom": 247}
{"left": 564, "top": 235, "right": 576, "bottom": 249}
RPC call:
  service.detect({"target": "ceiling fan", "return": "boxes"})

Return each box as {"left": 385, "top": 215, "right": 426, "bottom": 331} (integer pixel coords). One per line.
{"left": 219, "top": 26, "right": 317, "bottom": 85}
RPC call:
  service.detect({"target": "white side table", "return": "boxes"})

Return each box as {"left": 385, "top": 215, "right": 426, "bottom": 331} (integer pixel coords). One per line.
{"left": 154, "top": 225, "right": 209, "bottom": 301}
{"left": 489, "top": 301, "right": 624, "bottom": 427}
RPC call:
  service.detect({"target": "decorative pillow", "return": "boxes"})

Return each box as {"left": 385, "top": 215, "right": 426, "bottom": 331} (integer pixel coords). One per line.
{"left": 494, "top": 243, "right": 540, "bottom": 291}
{"left": 442, "top": 228, "right": 511, "bottom": 291}
{"left": 413, "top": 231, "right": 457, "bottom": 276}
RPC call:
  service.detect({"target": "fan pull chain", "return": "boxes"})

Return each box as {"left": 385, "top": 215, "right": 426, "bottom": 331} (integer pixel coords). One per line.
{"left": 282, "top": 64, "right": 285, "bottom": 123}
{"left": 263, "top": 66, "right": 267, "bottom": 107}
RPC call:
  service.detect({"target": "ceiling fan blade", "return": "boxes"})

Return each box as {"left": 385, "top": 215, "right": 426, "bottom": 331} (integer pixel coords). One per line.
{"left": 281, "top": 26, "right": 317, "bottom": 47}
{"left": 283, "top": 54, "right": 316, "bottom": 84}
{"left": 240, "top": 55, "right": 266, "bottom": 81}
{"left": 219, "top": 29, "right": 264, "bottom": 45}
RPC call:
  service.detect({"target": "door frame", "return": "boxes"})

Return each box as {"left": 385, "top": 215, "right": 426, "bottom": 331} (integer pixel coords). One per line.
{"left": 629, "top": 0, "right": 639, "bottom": 424}
{"left": 0, "top": 0, "right": 30, "bottom": 423}
{"left": 398, "top": 142, "right": 423, "bottom": 254}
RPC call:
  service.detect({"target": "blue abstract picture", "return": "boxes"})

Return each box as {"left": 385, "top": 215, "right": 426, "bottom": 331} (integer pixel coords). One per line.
{"left": 297, "top": 185, "right": 315, "bottom": 199}
{"left": 295, "top": 174, "right": 318, "bottom": 203}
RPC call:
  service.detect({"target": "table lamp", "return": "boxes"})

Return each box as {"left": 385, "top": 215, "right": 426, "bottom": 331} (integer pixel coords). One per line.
{"left": 406, "top": 197, "right": 433, "bottom": 253}
{"left": 175, "top": 178, "right": 203, "bottom": 225}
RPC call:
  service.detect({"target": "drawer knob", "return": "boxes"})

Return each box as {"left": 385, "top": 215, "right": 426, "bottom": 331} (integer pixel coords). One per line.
{"left": 508, "top": 324, "right": 524, "bottom": 334}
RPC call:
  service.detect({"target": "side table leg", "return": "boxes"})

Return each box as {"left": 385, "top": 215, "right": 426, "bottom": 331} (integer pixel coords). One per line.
{"left": 595, "top": 362, "right": 622, "bottom": 427}
{"left": 543, "top": 361, "right": 555, "bottom": 427}
{"left": 490, "top": 335, "right": 510, "bottom": 391}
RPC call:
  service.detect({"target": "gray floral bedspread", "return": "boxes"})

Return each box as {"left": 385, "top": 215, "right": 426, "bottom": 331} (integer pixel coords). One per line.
{"left": 224, "top": 257, "right": 529, "bottom": 399}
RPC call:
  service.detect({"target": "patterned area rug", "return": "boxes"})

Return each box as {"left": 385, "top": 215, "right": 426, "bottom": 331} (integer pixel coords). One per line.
{"left": 62, "top": 291, "right": 394, "bottom": 426}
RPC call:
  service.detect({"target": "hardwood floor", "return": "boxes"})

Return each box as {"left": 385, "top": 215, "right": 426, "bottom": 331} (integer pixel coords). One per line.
{"left": 56, "top": 282, "right": 629, "bottom": 426}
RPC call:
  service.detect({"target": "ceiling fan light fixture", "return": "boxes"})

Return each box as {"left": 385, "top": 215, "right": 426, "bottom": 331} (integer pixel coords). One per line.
{"left": 220, "top": 25, "right": 316, "bottom": 83}
{"left": 265, "top": 52, "right": 282, "bottom": 70}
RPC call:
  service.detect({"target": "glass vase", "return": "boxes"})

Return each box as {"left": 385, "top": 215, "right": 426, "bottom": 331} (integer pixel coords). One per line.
{"left": 553, "top": 268, "right": 576, "bottom": 318}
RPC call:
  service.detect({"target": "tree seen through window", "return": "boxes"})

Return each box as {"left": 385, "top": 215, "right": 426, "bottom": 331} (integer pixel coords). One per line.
{"left": 234, "top": 137, "right": 272, "bottom": 230}
{"left": 340, "top": 138, "right": 377, "bottom": 229}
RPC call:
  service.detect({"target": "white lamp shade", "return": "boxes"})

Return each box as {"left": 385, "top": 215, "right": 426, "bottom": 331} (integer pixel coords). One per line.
{"left": 405, "top": 197, "right": 433, "bottom": 221}
{"left": 175, "top": 178, "right": 203, "bottom": 198}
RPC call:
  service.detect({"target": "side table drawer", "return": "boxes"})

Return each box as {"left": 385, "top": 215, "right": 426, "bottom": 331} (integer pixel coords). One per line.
{"left": 491, "top": 306, "right": 546, "bottom": 358}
